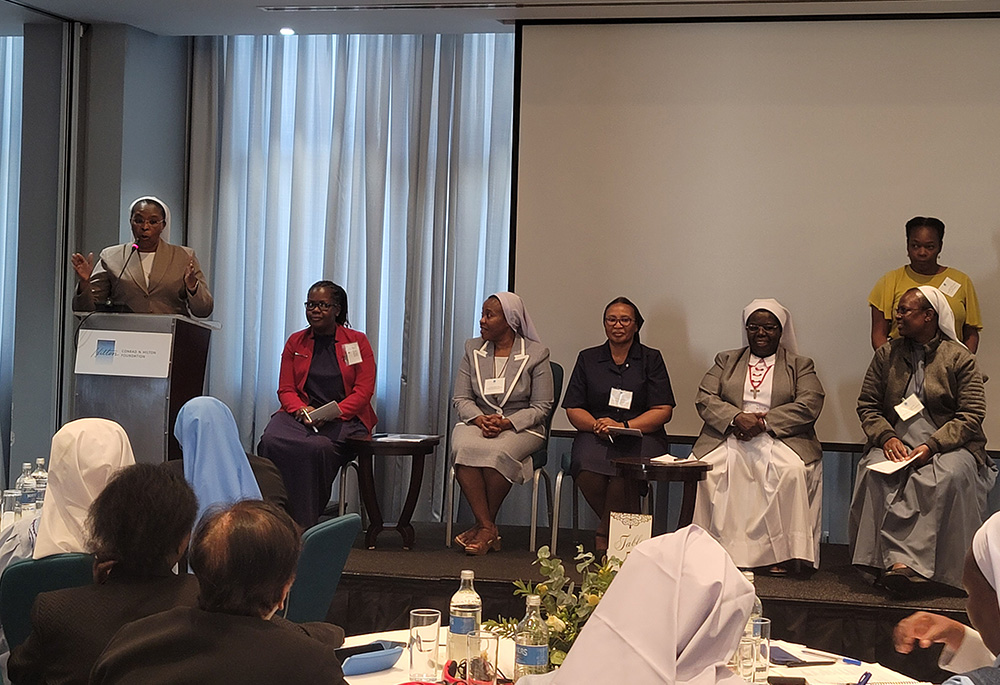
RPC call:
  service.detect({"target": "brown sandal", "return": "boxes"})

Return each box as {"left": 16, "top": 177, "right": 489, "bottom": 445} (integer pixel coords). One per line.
{"left": 454, "top": 526, "right": 480, "bottom": 548}
{"left": 464, "top": 527, "right": 501, "bottom": 556}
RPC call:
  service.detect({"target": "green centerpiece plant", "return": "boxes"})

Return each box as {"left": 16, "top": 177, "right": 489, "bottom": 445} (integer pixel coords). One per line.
{"left": 484, "top": 545, "right": 621, "bottom": 668}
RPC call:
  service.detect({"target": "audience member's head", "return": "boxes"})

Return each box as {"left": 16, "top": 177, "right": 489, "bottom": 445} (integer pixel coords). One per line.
{"left": 544, "top": 525, "right": 753, "bottom": 685}
{"left": 967, "top": 511, "right": 1000, "bottom": 653}
{"left": 174, "top": 396, "right": 262, "bottom": 524}
{"left": 87, "top": 463, "right": 197, "bottom": 579}
{"left": 35, "top": 418, "right": 136, "bottom": 559}
{"left": 189, "top": 500, "right": 300, "bottom": 619}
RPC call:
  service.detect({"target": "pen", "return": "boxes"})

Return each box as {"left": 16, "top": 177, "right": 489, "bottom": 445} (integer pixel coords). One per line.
{"left": 802, "top": 649, "right": 862, "bottom": 666}
{"left": 856, "top": 672, "right": 872, "bottom": 685}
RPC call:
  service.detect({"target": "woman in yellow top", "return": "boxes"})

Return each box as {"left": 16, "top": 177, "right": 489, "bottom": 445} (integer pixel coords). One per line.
{"left": 869, "top": 216, "right": 982, "bottom": 352}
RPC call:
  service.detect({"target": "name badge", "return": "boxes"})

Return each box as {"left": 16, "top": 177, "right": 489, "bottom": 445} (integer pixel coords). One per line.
{"left": 894, "top": 393, "right": 924, "bottom": 422}
{"left": 343, "top": 342, "right": 363, "bottom": 366}
{"left": 609, "top": 388, "right": 633, "bottom": 410}
{"left": 938, "top": 276, "right": 960, "bottom": 298}
{"left": 484, "top": 377, "right": 506, "bottom": 395}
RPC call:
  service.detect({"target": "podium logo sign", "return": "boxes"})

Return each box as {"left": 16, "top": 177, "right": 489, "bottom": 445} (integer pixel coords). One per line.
{"left": 75, "top": 330, "right": 172, "bottom": 378}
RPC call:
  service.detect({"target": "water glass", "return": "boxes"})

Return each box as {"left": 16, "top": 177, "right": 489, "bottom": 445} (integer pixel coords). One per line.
{"left": 409, "top": 608, "right": 441, "bottom": 681}
{"left": 1, "top": 490, "right": 20, "bottom": 528}
{"left": 751, "top": 617, "right": 771, "bottom": 683}
{"left": 465, "top": 630, "right": 499, "bottom": 685}
{"left": 736, "top": 636, "right": 756, "bottom": 680}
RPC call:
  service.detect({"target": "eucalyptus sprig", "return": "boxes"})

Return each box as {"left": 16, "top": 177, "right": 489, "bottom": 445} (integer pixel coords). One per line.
{"left": 484, "top": 545, "right": 621, "bottom": 668}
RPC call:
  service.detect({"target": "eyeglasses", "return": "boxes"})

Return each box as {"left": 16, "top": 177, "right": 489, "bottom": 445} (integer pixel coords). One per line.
{"left": 746, "top": 323, "right": 780, "bottom": 334}
{"left": 895, "top": 306, "right": 930, "bottom": 316}
{"left": 130, "top": 216, "right": 164, "bottom": 227}
{"left": 304, "top": 301, "right": 335, "bottom": 311}
{"left": 604, "top": 317, "right": 633, "bottom": 327}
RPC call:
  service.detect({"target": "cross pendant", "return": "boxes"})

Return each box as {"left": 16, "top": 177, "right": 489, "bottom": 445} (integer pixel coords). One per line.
{"left": 751, "top": 387, "right": 759, "bottom": 399}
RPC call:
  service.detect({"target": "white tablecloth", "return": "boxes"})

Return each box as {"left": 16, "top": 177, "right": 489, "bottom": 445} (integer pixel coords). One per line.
{"left": 342, "top": 627, "right": 515, "bottom": 684}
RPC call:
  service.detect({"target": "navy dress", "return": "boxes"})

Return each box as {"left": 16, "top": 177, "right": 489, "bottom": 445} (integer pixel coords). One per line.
{"left": 562, "top": 341, "right": 675, "bottom": 477}
{"left": 259, "top": 335, "right": 366, "bottom": 528}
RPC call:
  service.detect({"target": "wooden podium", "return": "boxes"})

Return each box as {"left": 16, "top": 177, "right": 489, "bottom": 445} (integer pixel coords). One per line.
{"left": 72, "top": 314, "right": 213, "bottom": 464}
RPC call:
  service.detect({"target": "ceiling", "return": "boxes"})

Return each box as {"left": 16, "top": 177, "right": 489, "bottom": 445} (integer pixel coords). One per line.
{"left": 4, "top": 0, "right": 1000, "bottom": 37}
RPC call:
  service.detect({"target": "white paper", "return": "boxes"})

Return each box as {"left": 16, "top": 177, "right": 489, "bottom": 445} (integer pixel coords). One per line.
{"left": 938, "top": 276, "right": 960, "bottom": 297}
{"left": 305, "top": 400, "right": 342, "bottom": 423}
{"left": 894, "top": 393, "right": 924, "bottom": 421}
{"left": 484, "top": 377, "right": 506, "bottom": 395}
{"left": 867, "top": 456, "right": 916, "bottom": 474}
{"left": 343, "top": 341, "right": 363, "bottom": 365}
{"left": 609, "top": 387, "right": 633, "bottom": 409}
{"left": 651, "top": 454, "right": 695, "bottom": 463}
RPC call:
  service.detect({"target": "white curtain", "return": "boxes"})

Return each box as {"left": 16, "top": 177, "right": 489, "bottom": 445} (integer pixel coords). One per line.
{"left": 0, "top": 36, "right": 23, "bottom": 484}
{"left": 187, "top": 33, "right": 513, "bottom": 522}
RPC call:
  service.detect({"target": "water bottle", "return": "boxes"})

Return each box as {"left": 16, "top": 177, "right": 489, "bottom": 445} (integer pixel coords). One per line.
{"left": 447, "top": 570, "right": 482, "bottom": 665}
{"left": 742, "top": 570, "right": 764, "bottom": 634}
{"left": 31, "top": 458, "right": 48, "bottom": 509}
{"left": 15, "top": 463, "right": 37, "bottom": 515}
{"left": 730, "top": 571, "right": 764, "bottom": 670}
{"left": 514, "top": 594, "right": 549, "bottom": 680}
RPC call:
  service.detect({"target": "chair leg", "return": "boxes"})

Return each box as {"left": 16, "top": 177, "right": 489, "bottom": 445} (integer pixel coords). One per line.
{"left": 530, "top": 468, "right": 542, "bottom": 552}
{"left": 445, "top": 464, "right": 456, "bottom": 547}
{"left": 551, "top": 470, "right": 565, "bottom": 553}
{"left": 571, "top": 476, "right": 580, "bottom": 542}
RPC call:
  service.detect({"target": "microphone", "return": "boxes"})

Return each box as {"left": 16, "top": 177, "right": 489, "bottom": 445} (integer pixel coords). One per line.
{"left": 105, "top": 243, "right": 139, "bottom": 309}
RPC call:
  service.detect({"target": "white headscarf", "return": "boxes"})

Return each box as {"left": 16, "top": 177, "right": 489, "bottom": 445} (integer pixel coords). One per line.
{"left": 741, "top": 298, "right": 798, "bottom": 355}
{"left": 530, "top": 525, "right": 753, "bottom": 685}
{"left": 916, "top": 285, "right": 963, "bottom": 346}
{"left": 491, "top": 292, "right": 542, "bottom": 343}
{"left": 129, "top": 196, "right": 171, "bottom": 242}
{"left": 972, "top": 511, "right": 1000, "bottom": 591}
{"left": 33, "top": 419, "right": 136, "bottom": 559}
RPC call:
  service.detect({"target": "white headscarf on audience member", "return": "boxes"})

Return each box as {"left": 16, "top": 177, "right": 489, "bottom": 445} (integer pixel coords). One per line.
{"left": 33, "top": 419, "right": 136, "bottom": 559}
{"left": 916, "top": 286, "right": 963, "bottom": 346}
{"left": 492, "top": 292, "right": 542, "bottom": 343}
{"left": 972, "top": 511, "right": 1000, "bottom": 590}
{"left": 522, "top": 525, "right": 753, "bottom": 685}
{"left": 741, "top": 298, "right": 798, "bottom": 355}
{"left": 129, "top": 195, "right": 171, "bottom": 242}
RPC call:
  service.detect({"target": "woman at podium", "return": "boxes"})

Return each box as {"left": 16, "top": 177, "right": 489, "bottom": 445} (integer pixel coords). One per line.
{"left": 258, "top": 281, "right": 377, "bottom": 528}
{"left": 71, "top": 196, "right": 213, "bottom": 317}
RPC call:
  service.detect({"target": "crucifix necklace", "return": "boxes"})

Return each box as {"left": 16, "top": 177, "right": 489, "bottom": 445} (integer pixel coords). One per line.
{"left": 748, "top": 357, "right": 774, "bottom": 399}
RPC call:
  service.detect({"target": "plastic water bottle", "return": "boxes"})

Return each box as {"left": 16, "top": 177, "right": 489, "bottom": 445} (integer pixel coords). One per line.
{"left": 742, "top": 570, "right": 764, "bottom": 634}
{"left": 447, "top": 570, "right": 482, "bottom": 666}
{"left": 31, "top": 458, "right": 48, "bottom": 509}
{"left": 514, "top": 594, "right": 549, "bottom": 680}
{"left": 15, "top": 463, "right": 37, "bottom": 514}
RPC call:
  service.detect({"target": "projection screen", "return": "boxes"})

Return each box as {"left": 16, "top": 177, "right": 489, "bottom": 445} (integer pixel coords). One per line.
{"left": 514, "top": 18, "right": 1000, "bottom": 445}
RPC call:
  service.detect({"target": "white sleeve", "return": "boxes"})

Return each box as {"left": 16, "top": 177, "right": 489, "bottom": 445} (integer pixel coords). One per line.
{"left": 940, "top": 627, "right": 997, "bottom": 673}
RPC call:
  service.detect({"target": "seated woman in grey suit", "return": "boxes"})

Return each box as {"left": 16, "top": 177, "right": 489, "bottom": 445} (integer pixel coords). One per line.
{"left": 71, "top": 196, "right": 213, "bottom": 317}
{"left": 692, "top": 299, "right": 825, "bottom": 575}
{"left": 452, "top": 292, "right": 553, "bottom": 555}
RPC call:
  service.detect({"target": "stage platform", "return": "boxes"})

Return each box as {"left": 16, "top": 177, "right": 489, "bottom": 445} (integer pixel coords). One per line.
{"left": 327, "top": 522, "right": 969, "bottom": 683}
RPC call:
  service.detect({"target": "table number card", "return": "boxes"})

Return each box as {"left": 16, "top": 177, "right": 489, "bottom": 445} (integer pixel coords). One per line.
{"left": 608, "top": 511, "right": 652, "bottom": 565}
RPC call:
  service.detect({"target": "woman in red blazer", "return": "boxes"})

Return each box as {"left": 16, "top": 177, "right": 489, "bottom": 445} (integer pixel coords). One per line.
{"left": 259, "top": 281, "right": 377, "bottom": 528}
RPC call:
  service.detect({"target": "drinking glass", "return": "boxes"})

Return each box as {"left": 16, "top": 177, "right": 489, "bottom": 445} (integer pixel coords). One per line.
{"left": 751, "top": 617, "right": 771, "bottom": 683}
{"left": 409, "top": 608, "right": 441, "bottom": 681}
{"left": 736, "top": 636, "right": 756, "bottom": 680}
{"left": 465, "top": 630, "right": 499, "bottom": 685}
{"left": 1, "top": 490, "right": 20, "bottom": 528}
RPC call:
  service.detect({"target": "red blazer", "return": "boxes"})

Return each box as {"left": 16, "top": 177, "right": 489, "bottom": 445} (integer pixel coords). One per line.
{"left": 276, "top": 326, "right": 377, "bottom": 432}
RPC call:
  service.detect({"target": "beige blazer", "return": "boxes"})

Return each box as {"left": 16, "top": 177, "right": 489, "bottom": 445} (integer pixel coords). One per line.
{"left": 452, "top": 336, "right": 554, "bottom": 437}
{"left": 73, "top": 240, "right": 213, "bottom": 318}
{"left": 692, "top": 347, "right": 825, "bottom": 464}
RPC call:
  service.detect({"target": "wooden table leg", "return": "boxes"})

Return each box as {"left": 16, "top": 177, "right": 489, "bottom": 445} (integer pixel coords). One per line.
{"left": 396, "top": 452, "right": 426, "bottom": 550}
{"left": 356, "top": 452, "right": 384, "bottom": 549}
{"left": 678, "top": 479, "right": 699, "bottom": 528}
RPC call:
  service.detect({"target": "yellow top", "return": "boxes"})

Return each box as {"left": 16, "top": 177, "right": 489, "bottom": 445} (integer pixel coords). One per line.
{"left": 869, "top": 265, "right": 982, "bottom": 339}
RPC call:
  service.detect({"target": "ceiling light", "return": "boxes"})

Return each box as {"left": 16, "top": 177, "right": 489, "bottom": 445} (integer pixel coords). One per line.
{"left": 279, "top": 27, "right": 296, "bottom": 35}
